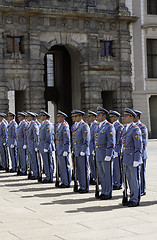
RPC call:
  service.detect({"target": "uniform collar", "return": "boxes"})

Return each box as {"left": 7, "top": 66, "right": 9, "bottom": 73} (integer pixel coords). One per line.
{"left": 99, "top": 119, "right": 106, "bottom": 128}
{"left": 113, "top": 120, "right": 119, "bottom": 126}
{"left": 126, "top": 122, "right": 133, "bottom": 131}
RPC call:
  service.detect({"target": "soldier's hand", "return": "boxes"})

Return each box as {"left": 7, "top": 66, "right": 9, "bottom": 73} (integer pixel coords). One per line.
{"left": 11, "top": 144, "right": 14, "bottom": 148}
{"left": 80, "top": 152, "right": 85, "bottom": 156}
{"left": 23, "top": 145, "right": 27, "bottom": 149}
{"left": 133, "top": 161, "right": 139, "bottom": 167}
{"left": 44, "top": 149, "right": 48, "bottom": 153}
{"left": 114, "top": 152, "right": 118, "bottom": 158}
{"left": 104, "top": 156, "right": 111, "bottom": 161}
{"left": 3, "top": 143, "right": 6, "bottom": 146}
{"left": 35, "top": 148, "right": 38, "bottom": 152}
{"left": 63, "top": 151, "right": 68, "bottom": 157}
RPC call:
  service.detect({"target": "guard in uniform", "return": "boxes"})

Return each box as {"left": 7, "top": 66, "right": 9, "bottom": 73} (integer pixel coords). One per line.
{"left": 122, "top": 108, "right": 142, "bottom": 207}
{"left": 7, "top": 112, "right": 18, "bottom": 172}
{"left": 88, "top": 110, "right": 97, "bottom": 185}
{"left": 134, "top": 110, "right": 148, "bottom": 196}
{"left": 26, "top": 112, "right": 39, "bottom": 180}
{"left": 16, "top": 112, "right": 28, "bottom": 175}
{"left": 109, "top": 110, "right": 123, "bottom": 190}
{"left": 55, "top": 110, "right": 71, "bottom": 188}
{"left": 0, "top": 113, "right": 8, "bottom": 170}
{"left": 34, "top": 113, "right": 41, "bottom": 128}
{"left": 95, "top": 107, "right": 115, "bottom": 200}
{"left": 39, "top": 110, "right": 54, "bottom": 183}
{"left": 73, "top": 110, "right": 90, "bottom": 193}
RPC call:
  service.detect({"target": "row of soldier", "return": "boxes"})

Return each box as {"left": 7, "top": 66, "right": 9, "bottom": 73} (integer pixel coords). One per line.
{"left": 0, "top": 107, "right": 148, "bottom": 207}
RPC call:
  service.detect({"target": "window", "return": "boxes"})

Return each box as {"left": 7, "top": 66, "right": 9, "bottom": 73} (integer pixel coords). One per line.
{"left": 147, "top": 39, "right": 157, "bottom": 78}
{"left": 100, "top": 41, "right": 113, "bottom": 57}
{"left": 7, "top": 36, "right": 24, "bottom": 54}
{"left": 46, "top": 54, "right": 55, "bottom": 87}
{"left": 147, "top": 0, "right": 157, "bottom": 15}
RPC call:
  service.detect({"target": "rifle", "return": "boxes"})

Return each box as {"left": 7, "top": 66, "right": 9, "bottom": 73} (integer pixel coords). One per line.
{"left": 37, "top": 149, "right": 42, "bottom": 183}
{"left": 73, "top": 152, "right": 78, "bottom": 192}
{"left": 27, "top": 151, "right": 32, "bottom": 179}
{"left": 17, "top": 148, "right": 21, "bottom": 175}
{"left": 4, "top": 144, "right": 9, "bottom": 172}
{"left": 121, "top": 154, "right": 128, "bottom": 205}
{"left": 94, "top": 152, "right": 99, "bottom": 198}
{"left": 55, "top": 150, "right": 59, "bottom": 187}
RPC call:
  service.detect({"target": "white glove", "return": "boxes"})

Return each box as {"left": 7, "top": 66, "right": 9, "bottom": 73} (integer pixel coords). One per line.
{"left": 11, "top": 144, "right": 14, "bottom": 148}
{"left": 114, "top": 152, "right": 118, "bottom": 158}
{"left": 3, "top": 143, "right": 6, "bottom": 146}
{"left": 44, "top": 148, "right": 48, "bottom": 153}
{"left": 92, "top": 150, "right": 95, "bottom": 155}
{"left": 35, "top": 148, "right": 38, "bottom": 152}
{"left": 23, "top": 145, "right": 27, "bottom": 149}
{"left": 63, "top": 151, "right": 68, "bottom": 157}
{"left": 133, "top": 161, "right": 139, "bottom": 167}
{"left": 105, "top": 156, "right": 111, "bottom": 161}
{"left": 80, "top": 151, "right": 85, "bottom": 156}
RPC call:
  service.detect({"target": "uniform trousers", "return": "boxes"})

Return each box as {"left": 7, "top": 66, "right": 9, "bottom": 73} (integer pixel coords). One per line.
{"left": 0, "top": 145, "right": 6, "bottom": 169}
{"left": 41, "top": 151, "right": 53, "bottom": 181}
{"left": 76, "top": 155, "right": 89, "bottom": 191}
{"left": 28, "top": 149, "right": 39, "bottom": 178}
{"left": 140, "top": 159, "right": 146, "bottom": 194}
{"left": 97, "top": 160, "right": 113, "bottom": 196}
{"left": 125, "top": 165, "right": 141, "bottom": 204}
{"left": 9, "top": 146, "right": 18, "bottom": 171}
{"left": 18, "top": 148, "right": 27, "bottom": 173}
{"left": 89, "top": 153, "right": 96, "bottom": 180}
{"left": 113, "top": 156, "right": 122, "bottom": 187}
{"left": 58, "top": 154, "right": 71, "bottom": 186}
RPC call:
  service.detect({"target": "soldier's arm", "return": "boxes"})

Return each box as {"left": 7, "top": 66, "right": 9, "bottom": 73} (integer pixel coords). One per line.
{"left": 2, "top": 123, "right": 7, "bottom": 144}
{"left": 63, "top": 125, "right": 70, "bottom": 152}
{"left": 33, "top": 123, "right": 39, "bottom": 148}
{"left": 82, "top": 124, "right": 90, "bottom": 153}
{"left": 106, "top": 125, "right": 115, "bottom": 157}
{"left": 133, "top": 128, "right": 142, "bottom": 163}
{"left": 116, "top": 125, "right": 124, "bottom": 154}
{"left": 44, "top": 123, "right": 51, "bottom": 150}
{"left": 141, "top": 126, "right": 148, "bottom": 150}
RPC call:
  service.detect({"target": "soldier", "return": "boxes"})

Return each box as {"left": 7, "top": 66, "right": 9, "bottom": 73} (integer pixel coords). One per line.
{"left": 109, "top": 110, "right": 124, "bottom": 190}
{"left": 16, "top": 112, "right": 28, "bottom": 175}
{"left": 134, "top": 110, "right": 148, "bottom": 196}
{"left": 88, "top": 110, "right": 97, "bottom": 185}
{"left": 95, "top": 107, "right": 115, "bottom": 200}
{"left": 122, "top": 108, "right": 142, "bottom": 207}
{"left": 72, "top": 110, "right": 90, "bottom": 193}
{"left": 55, "top": 110, "right": 71, "bottom": 188}
{"left": 26, "top": 112, "right": 39, "bottom": 180}
{"left": 7, "top": 111, "right": 18, "bottom": 172}
{"left": 39, "top": 110, "right": 54, "bottom": 183}
{"left": 0, "top": 113, "right": 8, "bottom": 170}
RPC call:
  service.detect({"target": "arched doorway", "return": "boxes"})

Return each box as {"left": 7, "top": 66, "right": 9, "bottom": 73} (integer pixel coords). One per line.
{"left": 44, "top": 45, "right": 81, "bottom": 125}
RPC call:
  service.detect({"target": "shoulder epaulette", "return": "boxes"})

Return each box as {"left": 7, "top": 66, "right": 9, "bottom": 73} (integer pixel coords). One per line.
{"left": 46, "top": 120, "right": 49, "bottom": 124}
{"left": 133, "top": 125, "right": 138, "bottom": 128}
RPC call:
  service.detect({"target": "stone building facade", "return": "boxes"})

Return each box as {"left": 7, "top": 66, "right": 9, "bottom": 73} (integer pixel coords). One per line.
{"left": 0, "top": 0, "right": 136, "bottom": 124}
{"left": 126, "top": 0, "right": 157, "bottom": 137}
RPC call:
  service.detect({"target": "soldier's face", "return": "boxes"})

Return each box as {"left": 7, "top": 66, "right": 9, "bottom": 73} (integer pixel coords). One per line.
{"left": 57, "top": 116, "right": 64, "bottom": 123}
{"left": 0, "top": 116, "right": 3, "bottom": 122}
{"left": 75, "top": 115, "right": 82, "bottom": 122}
{"left": 133, "top": 116, "right": 139, "bottom": 123}
{"left": 124, "top": 114, "right": 133, "bottom": 124}
{"left": 72, "top": 116, "right": 75, "bottom": 123}
{"left": 97, "top": 113, "right": 106, "bottom": 122}
{"left": 8, "top": 116, "right": 13, "bottom": 122}
{"left": 110, "top": 116, "right": 118, "bottom": 123}
{"left": 28, "top": 116, "right": 33, "bottom": 122}
{"left": 88, "top": 115, "right": 96, "bottom": 123}
{"left": 40, "top": 115, "right": 46, "bottom": 121}
{"left": 18, "top": 116, "right": 24, "bottom": 122}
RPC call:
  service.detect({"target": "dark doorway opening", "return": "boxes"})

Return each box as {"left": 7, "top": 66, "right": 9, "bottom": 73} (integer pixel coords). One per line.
{"left": 101, "top": 90, "right": 114, "bottom": 122}
{"left": 149, "top": 95, "right": 157, "bottom": 138}
{"left": 15, "top": 90, "right": 26, "bottom": 122}
{"left": 44, "top": 45, "right": 72, "bottom": 125}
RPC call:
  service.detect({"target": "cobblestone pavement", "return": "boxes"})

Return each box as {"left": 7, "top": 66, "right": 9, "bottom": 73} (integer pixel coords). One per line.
{"left": 0, "top": 140, "right": 157, "bottom": 240}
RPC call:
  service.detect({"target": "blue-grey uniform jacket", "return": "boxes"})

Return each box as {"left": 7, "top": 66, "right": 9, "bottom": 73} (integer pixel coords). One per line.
{"left": 0, "top": 121, "right": 7, "bottom": 145}
{"left": 26, "top": 121, "right": 39, "bottom": 151}
{"left": 95, "top": 120, "right": 115, "bottom": 161}
{"left": 113, "top": 120, "right": 124, "bottom": 155}
{"left": 136, "top": 122, "right": 148, "bottom": 159}
{"left": 73, "top": 121, "right": 90, "bottom": 157}
{"left": 39, "top": 120, "right": 53, "bottom": 152}
{"left": 7, "top": 120, "right": 17, "bottom": 147}
{"left": 55, "top": 120, "right": 70, "bottom": 156}
{"left": 89, "top": 121, "right": 98, "bottom": 154}
{"left": 122, "top": 123, "right": 142, "bottom": 166}
{"left": 16, "top": 120, "right": 27, "bottom": 148}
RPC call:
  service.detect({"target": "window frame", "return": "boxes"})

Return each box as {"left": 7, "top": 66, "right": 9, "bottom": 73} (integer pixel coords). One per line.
{"left": 7, "top": 36, "right": 25, "bottom": 54}
{"left": 147, "top": 39, "right": 157, "bottom": 78}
